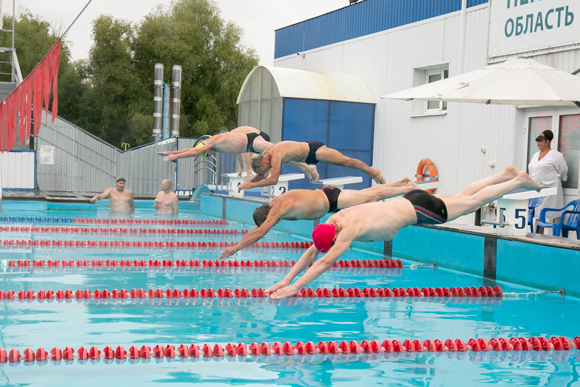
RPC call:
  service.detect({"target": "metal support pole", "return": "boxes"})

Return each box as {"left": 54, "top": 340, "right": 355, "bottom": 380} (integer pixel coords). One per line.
{"left": 458, "top": 0, "right": 467, "bottom": 74}
{"left": 162, "top": 83, "right": 170, "bottom": 140}
{"left": 152, "top": 64, "right": 163, "bottom": 142}
{"left": 170, "top": 65, "right": 182, "bottom": 137}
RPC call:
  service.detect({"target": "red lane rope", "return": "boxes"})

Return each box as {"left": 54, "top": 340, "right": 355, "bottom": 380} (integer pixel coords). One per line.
{"left": 0, "top": 239, "right": 310, "bottom": 250}
{"left": 0, "top": 285, "right": 503, "bottom": 301}
{"left": 6, "top": 266, "right": 404, "bottom": 276}
{"left": 0, "top": 226, "right": 246, "bottom": 235}
{"left": 72, "top": 218, "right": 228, "bottom": 225}
{"left": 2, "top": 336, "right": 579, "bottom": 363}
{"left": 9, "top": 258, "right": 403, "bottom": 269}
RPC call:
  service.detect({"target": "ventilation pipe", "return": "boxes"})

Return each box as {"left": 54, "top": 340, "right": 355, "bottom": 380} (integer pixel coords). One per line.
{"left": 170, "top": 65, "right": 182, "bottom": 137}
{"left": 153, "top": 63, "right": 164, "bottom": 141}
{"left": 162, "top": 83, "right": 170, "bottom": 139}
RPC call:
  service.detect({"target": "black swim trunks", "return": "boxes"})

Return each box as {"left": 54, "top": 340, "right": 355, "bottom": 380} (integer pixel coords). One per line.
{"left": 403, "top": 190, "right": 448, "bottom": 225}
{"left": 259, "top": 131, "right": 271, "bottom": 142}
{"left": 318, "top": 185, "right": 341, "bottom": 213}
{"left": 246, "top": 133, "right": 260, "bottom": 153}
{"left": 305, "top": 140, "right": 325, "bottom": 165}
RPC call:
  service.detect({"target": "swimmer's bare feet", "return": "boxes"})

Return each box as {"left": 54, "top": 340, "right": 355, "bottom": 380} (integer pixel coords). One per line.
{"left": 307, "top": 165, "right": 319, "bottom": 183}
{"left": 405, "top": 180, "right": 420, "bottom": 191}
{"left": 369, "top": 168, "right": 386, "bottom": 184}
{"left": 516, "top": 171, "right": 542, "bottom": 192}
{"left": 503, "top": 165, "right": 519, "bottom": 180}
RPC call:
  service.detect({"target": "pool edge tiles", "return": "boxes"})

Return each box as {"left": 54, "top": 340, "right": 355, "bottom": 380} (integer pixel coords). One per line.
{"left": 496, "top": 239, "right": 580, "bottom": 298}
{"left": 393, "top": 226, "right": 485, "bottom": 276}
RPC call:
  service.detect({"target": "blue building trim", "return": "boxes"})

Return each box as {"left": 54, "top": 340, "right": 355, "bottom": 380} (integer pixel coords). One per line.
{"left": 275, "top": 0, "right": 489, "bottom": 59}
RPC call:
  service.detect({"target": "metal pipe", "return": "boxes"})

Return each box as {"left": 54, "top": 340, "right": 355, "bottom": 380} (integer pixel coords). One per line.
{"left": 11, "top": 0, "right": 14, "bottom": 51}
{"left": 152, "top": 64, "right": 163, "bottom": 141}
{"left": 162, "top": 83, "right": 170, "bottom": 139}
{"left": 170, "top": 65, "right": 182, "bottom": 137}
{"left": 458, "top": 0, "right": 467, "bottom": 74}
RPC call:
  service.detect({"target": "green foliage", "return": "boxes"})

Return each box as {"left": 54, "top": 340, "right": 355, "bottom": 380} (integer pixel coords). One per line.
{"left": 2, "top": 0, "right": 258, "bottom": 148}
{"left": 84, "top": 0, "right": 257, "bottom": 147}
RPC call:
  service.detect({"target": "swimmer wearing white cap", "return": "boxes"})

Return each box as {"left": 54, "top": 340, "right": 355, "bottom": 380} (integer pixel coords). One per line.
{"left": 157, "top": 126, "right": 320, "bottom": 183}
{"left": 89, "top": 177, "right": 135, "bottom": 214}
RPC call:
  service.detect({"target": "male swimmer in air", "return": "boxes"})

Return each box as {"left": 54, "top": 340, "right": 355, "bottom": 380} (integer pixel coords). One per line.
{"left": 219, "top": 177, "right": 418, "bottom": 259}
{"left": 267, "top": 166, "right": 541, "bottom": 298}
{"left": 238, "top": 140, "right": 385, "bottom": 191}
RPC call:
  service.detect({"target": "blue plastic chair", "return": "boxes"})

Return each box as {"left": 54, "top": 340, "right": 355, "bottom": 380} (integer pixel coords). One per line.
{"left": 528, "top": 197, "right": 543, "bottom": 233}
{"left": 536, "top": 199, "right": 580, "bottom": 239}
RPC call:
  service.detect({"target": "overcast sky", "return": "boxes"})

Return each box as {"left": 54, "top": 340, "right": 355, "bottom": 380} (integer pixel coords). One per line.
{"left": 13, "top": 0, "right": 348, "bottom": 65}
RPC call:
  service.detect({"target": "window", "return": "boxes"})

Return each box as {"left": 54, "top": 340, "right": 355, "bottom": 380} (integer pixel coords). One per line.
{"left": 559, "top": 114, "right": 580, "bottom": 190}
{"left": 411, "top": 63, "right": 449, "bottom": 117}
{"left": 425, "top": 69, "right": 448, "bottom": 113}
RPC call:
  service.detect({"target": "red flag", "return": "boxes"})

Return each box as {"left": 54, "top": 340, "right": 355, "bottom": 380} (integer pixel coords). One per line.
{"left": 0, "top": 40, "right": 61, "bottom": 150}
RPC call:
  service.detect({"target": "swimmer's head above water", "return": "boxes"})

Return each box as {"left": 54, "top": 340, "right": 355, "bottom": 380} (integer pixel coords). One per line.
{"left": 116, "top": 177, "right": 126, "bottom": 190}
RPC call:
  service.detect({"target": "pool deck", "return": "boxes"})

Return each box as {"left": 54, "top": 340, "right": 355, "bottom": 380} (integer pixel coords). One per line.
{"left": 431, "top": 223, "right": 580, "bottom": 251}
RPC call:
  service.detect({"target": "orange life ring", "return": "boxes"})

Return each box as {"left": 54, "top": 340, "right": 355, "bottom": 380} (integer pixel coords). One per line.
{"left": 416, "top": 158, "right": 438, "bottom": 194}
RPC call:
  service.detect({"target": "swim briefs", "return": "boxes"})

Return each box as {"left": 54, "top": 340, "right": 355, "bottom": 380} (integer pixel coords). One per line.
{"left": 246, "top": 133, "right": 260, "bottom": 153}
{"left": 305, "top": 140, "right": 325, "bottom": 165}
{"left": 318, "top": 185, "right": 341, "bottom": 213}
{"left": 403, "top": 190, "right": 448, "bottom": 225}
{"left": 259, "top": 131, "right": 271, "bottom": 142}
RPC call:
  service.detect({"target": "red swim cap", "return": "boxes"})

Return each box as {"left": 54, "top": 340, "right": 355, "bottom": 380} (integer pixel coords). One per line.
{"left": 312, "top": 224, "right": 336, "bottom": 253}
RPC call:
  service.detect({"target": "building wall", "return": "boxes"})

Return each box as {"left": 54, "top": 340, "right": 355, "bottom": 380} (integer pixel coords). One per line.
{"left": 274, "top": 3, "right": 580, "bottom": 224}
{"left": 35, "top": 111, "right": 120, "bottom": 194}
{"left": 281, "top": 98, "right": 375, "bottom": 190}
{"left": 35, "top": 113, "right": 235, "bottom": 195}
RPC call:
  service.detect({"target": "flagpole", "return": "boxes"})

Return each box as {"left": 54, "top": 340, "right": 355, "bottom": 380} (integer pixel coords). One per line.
{"left": 60, "top": 0, "right": 93, "bottom": 40}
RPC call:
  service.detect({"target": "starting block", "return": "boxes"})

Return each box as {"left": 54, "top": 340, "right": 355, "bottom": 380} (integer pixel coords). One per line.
{"left": 261, "top": 173, "right": 305, "bottom": 198}
{"left": 415, "top": 180, "right": 442, "bottom": 191}
{"left": 222, "top": 172, "right": 250, "bottom": 197}
{"left": 481, "top": 186, "right": 557, "bottom": 236}
{"left": 316, "top": 176, "right": 362, "bottom": 190}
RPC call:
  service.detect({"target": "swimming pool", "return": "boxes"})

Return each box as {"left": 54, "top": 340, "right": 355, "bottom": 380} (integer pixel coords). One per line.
{"left": 0, "top": 202, "right": 578, "bottom": 386}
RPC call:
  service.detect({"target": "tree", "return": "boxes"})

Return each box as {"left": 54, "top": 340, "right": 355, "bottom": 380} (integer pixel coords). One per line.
{"left": 81, "top": 0, "right": 258, "bottom": 147}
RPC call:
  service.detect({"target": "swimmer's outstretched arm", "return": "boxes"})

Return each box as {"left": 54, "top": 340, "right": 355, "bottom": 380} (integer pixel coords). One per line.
{"left": 270, "top": 234, "right": 353, "bottom": 299}
{"left": 219, "top": 207, "right": 284, "bottom": 259}
{"left": 266, "top": 245, "right": 320, "bottom": 294}
{"left": 158, "top": 148, "right": 192, "bottom": 156}
{"left": 90, "top": 188, "right": 112, "bottom": 203}
{"left": 162, "top": 142, "right": 214, "bottom": 162}
{"left": 239, "top": 157, "right": 282, "bottom": 190}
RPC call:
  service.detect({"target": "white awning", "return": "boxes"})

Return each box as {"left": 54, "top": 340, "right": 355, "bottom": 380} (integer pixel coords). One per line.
{"left": 237, "top": 66, "right": 376, "bottom": 104}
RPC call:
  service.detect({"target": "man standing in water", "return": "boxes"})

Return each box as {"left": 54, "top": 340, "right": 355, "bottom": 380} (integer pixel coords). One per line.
{"left": 90, "top": 177, "right": 135, "bottom": 214}
{"left": 266, "top": 167, "right": 542, "bottom": 298}
{"left": 154, "top": 179, "right": 179, "bottom": 215}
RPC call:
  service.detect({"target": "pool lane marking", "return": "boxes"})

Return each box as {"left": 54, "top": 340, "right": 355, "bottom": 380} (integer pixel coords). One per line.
{"left": 2, "top": 336, "right": 579, "bottom": 364}
{"left": 0, "top": 285, "right": 504, "bottom": 301}
{"left": 8, "top": 258, "right": 407, "bottom": 270}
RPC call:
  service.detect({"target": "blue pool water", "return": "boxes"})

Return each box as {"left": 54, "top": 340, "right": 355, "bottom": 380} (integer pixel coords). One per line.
{"left": 0, "top": 204, "right": 578, "bottom": 386}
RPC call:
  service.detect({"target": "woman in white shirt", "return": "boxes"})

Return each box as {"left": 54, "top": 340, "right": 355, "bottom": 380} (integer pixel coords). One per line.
{"left": 528, "top": 130, "right": 568, "bottom": 233}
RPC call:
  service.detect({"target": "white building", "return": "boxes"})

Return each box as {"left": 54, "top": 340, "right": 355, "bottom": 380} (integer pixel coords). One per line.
{"left": 265, "top": 0, "right": 580, "bottom": 225}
